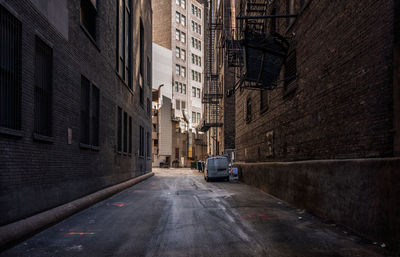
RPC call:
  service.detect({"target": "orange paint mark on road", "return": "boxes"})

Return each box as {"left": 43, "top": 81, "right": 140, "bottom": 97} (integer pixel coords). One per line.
{"left": 112, "top": 203, "right": 125, "bottom": 207}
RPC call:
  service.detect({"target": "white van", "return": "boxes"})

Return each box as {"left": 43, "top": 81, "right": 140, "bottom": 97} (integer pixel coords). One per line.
{"left": 204, "top": 156, "right": 229, "bottom": 182}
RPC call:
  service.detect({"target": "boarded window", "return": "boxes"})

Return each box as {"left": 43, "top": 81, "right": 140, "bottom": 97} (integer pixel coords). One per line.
{"left": 34, "top": 37, "right": 53, "bottom": 136}
{"left": 0, "top": 6, "right": 22, "bottom": 130}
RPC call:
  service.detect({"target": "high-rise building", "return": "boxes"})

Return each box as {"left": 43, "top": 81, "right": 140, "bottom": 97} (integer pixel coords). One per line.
{"left": 152, "top": 0, "right": 205, "bottom": 131}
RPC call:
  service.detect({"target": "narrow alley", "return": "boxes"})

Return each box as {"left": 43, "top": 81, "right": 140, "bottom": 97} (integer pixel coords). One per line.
{"left": 1, "top": 169, "right": 388, "bottom": 257}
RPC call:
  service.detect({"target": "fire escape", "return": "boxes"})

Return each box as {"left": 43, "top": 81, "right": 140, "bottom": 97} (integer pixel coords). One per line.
{"left": 226, "top": 0, "right": 294, "bottom": 92}
{"left": 200, "top": 0, "right": 223, "bottom": 155}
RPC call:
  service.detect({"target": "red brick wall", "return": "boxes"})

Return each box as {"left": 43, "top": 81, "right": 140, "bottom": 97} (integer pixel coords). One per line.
{"left": 235, "top": 0, "right": 394, "bottom": 162}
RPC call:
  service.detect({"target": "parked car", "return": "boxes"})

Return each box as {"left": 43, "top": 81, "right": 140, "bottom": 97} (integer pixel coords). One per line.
{"left": 204, "top": 156, "right": 229, "bottom": 182}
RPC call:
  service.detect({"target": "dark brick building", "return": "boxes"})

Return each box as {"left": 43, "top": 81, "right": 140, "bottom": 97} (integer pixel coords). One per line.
{"left": 0, "top": 0, "right": 152, "bottom": 226}
{"left": 229, "top": 0, "right": 400, "bottom": 250}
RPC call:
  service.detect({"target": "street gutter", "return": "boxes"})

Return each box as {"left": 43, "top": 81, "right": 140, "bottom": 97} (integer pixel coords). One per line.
{"left": 0, "top": 172, "right": 154, "bottom": 251}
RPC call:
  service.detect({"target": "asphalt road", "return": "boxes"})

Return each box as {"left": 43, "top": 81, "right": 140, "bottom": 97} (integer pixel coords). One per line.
{"left": 0, "top": 168, "right": 389, "bottom": 257}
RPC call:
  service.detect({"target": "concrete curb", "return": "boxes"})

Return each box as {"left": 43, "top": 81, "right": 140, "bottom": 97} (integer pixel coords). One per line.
{"left": 0, "top": 172, "right": 154, "bottom": 249}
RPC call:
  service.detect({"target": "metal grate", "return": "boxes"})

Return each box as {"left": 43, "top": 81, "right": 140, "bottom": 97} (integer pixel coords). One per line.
{"left": 34, "top": 37, "right": 53, "bottom": 136}
{"left": 80, "top": 76, "right": 91, "bottom": 144}
{"left": 0, "top": 5, "right": 22, "bottom": 130}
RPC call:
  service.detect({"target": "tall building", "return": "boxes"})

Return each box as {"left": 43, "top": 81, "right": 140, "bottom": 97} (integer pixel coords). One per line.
{"left": 216, "top": 0, "right": 400, "bottom": 249}
{"left": 153, "top": 0, "right": 205, "bottom": 131}
{"left": 0, "top": 0, "right": 152, "bottom": 226}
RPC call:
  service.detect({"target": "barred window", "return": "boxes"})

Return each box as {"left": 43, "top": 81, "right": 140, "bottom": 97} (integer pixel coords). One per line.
{"left": 34, "top": 37, "right": 53, "bottom": 137}
{"left": 0, "top": 5, "right": 22, "bottom": 131}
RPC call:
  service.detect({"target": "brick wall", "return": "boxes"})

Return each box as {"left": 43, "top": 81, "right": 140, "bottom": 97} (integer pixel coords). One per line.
{"left": 235, "top": 0, "right": 394, "bottom": 162}
{"left": 151, "top": 0, "right": 171, "bottom": 50}
{"left": 0, "top": 0, "right": 152, "bottom": 226}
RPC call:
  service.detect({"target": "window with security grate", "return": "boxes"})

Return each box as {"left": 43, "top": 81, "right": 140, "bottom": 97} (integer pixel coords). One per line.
{"left": 34, "top": 37, "right": 53, "bottom": 136}
{"left": 0, "top": 5, "right": 22, "bottom": 131}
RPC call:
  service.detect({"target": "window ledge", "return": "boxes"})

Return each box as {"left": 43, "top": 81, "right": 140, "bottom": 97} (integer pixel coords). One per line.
{"left": 33, "top": 133, "right": 54, "bottom": 143}
{"left": 116, "top": 71, "right": 133, "bottom": 93}
{"left": 80, "top": 24, "right": 100, "bottom": 52}
{"left": 0, "top": 127, "right": 24, "bottom": 138}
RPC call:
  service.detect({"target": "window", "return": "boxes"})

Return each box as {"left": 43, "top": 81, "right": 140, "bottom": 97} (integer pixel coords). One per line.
{"left": 175, "top": 81, "right": 179, "bottom": 92}
{"left": 181, "top": 32, "right": 186, "bottom": 43}
{"left": 181, "top": 66, "right": 186, "bottom": 77}
{"left": 34, "top": 37, "right": 53, "bottom": 137}
{"left": 147, "top": 56, "right": 151, "bottom": 88}
{"left": 197, "top": 88, "right": 200, "bottom": 98}
{"left": 175, "top": 29, "right": 180, "bottom": 40}
{"left": 181, "top": 15, "right": 186, "bottom": 26}
{"left": 183, "top": 84, "right": 186, "bottom": 94}
{"left": 123, "top": 111, "right": 128, "bottom": 152}
{"left": 147, "top": 98, "right": 151, "bottom": 116}
{"left": 181, "top": 0, "right": 186, "bottom": 9}
{"left": 147, "top": 131, "right": 151, "bottom": 158}
{"left": 80, "top": 76, "right": 90, "bottom": 144}
{"left": 192, "top": 4, "right": 194, "bottom": 15}
{"left": 192, "top": 87, "right": 196, "bottom": 97}
{"left": 176, "top": 100, "right": 180, "bottom": 110}
{"left": 246, "top": 98, "right": 252, "bottom": 123}
{"left": 0, "top": 6, "right": 22, "bottom": 131}
{"left": 284, "top": 50, "right": 297, "bottom": 95}
{"left": 117, "top": 107, "right": 122, "bottom": 151}
{"left": 80, "top": 76, "right": 100, "bottom": 146}
{"left": 139, "top": 125, "right": 144, "bottom": 157}
{"left": 191, "top": 21, "right": 195, "bottom": 31}
{"left": 181, "top": 101, "right": 186, "bottom": 110}
{"left": 199, "top": 9, "right": 201, "bottom": 18}
{"left": 128, "top": 116, "right": 132, "bottom": 154}
{"left": 197, "top": 113, "right": 200, "bottom": 123}
{"left": 139, "top": 20, "right": 144, "bottom": 105}
{"left": 181, "top": 49, "right": 186, "bottom": 61}
{"left": 176, "top": 0, "right": 180, "bottom": 5}
{"left": 117, "top": 0, "right": 131, "bottom": 87}
{"left": 80, "top": 0, "right": 97, "bottom": 40}
{"left": 91, "top": 85, "right": 99, "bottom": 146}
{"left": 260, "top": 90, "right": 269, "bottom": 112}
{"left": 179, "top": 83, "right": 182, "bottom": 93}
{"left": 192, "top": 112, "right": 196, "bottom": 123}
{"left": 176, "top": 12, "right": 180, "bottom": 23}
{"left": 176, "top": 64, "right": 180, "bottom": 75}
{"left": 176, "top": 47, "right": 180, "bottom": 58}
